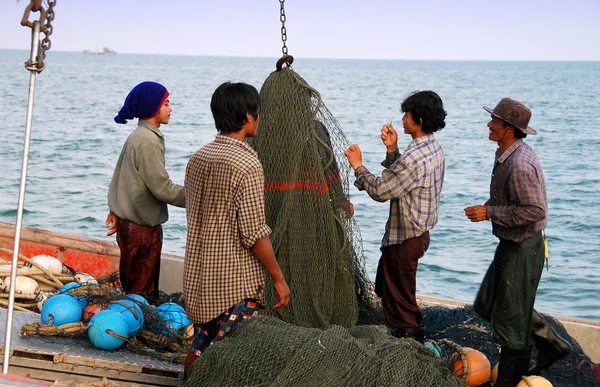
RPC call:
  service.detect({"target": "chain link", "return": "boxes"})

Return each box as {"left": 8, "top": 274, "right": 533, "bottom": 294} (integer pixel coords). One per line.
{"left": 279, "top": 0, "right": 288, "bottom": 56}
{"left": 21, "top": 0, "right": 57, "bottom": 73}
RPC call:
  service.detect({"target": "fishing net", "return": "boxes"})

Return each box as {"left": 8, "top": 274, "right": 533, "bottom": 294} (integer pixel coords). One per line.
{"left": 184, "top": 315, "right": 464, "bottom": 387}
{"left": 422, "top": 305, "right": 600, "bottom": 387}
{"left": 248, "top": 66, "right": 381, "bottom": 329}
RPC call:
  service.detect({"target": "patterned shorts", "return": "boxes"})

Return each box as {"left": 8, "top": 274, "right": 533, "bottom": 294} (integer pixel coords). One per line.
{"left": 190, "top": 299, "right": 262, "bottom": 355}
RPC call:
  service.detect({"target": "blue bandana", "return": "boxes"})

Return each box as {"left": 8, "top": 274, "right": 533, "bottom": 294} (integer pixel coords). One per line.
{"left": 114, "top": 81, "right": 169, "bottom": 124}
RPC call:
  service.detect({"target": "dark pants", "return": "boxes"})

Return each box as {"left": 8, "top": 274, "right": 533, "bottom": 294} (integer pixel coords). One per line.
{"left": 116, "top": 219, "right": 163, "bottom": 299}
{"left": 473, "top": 231, "right": 545, "bottom": 349}
{"left": 375, "top": 232, "right": 430, "bottom": 329}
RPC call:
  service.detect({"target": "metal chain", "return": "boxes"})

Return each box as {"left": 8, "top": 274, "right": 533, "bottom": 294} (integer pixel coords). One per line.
{"left": 279, "top": 0, "right": 288, "bottom": 56}
{"left": 20, "top": 0, "right": 57, "bottom": 72}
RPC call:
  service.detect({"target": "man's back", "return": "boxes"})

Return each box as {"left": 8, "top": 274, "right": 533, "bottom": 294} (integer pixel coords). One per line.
{"left": 184, "top": 135, "right": 270, "bottom": 323}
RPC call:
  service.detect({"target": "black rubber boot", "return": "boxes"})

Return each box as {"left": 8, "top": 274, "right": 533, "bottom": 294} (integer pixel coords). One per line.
{"left": 392, "top": 326, "right": 424, "bottom": 344}
{"left": 495, "top": 347, "right": 532, "bottom": 387}
{"left": 529, "top": 309, "right": 572, "bottom": 374}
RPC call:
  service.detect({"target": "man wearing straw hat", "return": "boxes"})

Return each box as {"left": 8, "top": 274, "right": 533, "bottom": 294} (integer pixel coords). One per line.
{"left": 465, "top": 98, "right": 570, "bottom": 386}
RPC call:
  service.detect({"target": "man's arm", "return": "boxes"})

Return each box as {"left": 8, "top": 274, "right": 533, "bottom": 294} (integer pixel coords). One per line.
{"left": 251, "top": 237, "right": 290, "bottom": 309}
{"left": 138, "top": 143, "right": 185, "bottom": 207}
{"left": 487, "top": 164, "right": 546, "bottom": 227}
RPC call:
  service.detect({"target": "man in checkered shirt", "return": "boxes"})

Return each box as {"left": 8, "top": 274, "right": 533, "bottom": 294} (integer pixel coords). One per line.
{"left": 183, "top": 82, "right": 290, "bottom": 376}
{"left": 344, "top": 90, "right": 447, "bottom": 344}
{"left": 465, "top": 98, "right": 570, "bottom": 386}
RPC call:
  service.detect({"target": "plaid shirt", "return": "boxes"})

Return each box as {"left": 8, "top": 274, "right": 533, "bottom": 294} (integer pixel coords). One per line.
{"left": 354, "top": 135, "right": 445, "bottom": 248}
{"left": 487, "top": 140, "right": 547, "bottom": 243}
{"left": 184, "top": 135, "right": 271, "bottom": 323}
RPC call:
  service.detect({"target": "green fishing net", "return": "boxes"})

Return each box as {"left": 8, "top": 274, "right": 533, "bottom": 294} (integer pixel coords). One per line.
{"left": 249, "top": 66, "right": 381, "bottom": 329}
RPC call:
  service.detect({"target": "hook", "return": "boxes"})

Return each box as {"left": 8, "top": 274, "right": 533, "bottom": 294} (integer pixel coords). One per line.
{"left": 276, "top": 55, "right": 294, "bottom": 71}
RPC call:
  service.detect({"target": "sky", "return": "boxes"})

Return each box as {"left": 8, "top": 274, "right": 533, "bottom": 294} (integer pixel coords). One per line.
{"left": 1, "top": 0, "right": 599, "bottom": 61}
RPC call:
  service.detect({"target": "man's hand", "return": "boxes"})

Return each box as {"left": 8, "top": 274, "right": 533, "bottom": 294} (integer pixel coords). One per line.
{"left": 105, "top": 212, "right": 119, "bottom": 236}
{"left": 464, "top": 205, "right": 488, "bottom": 222}
{"left": 272, "top": 279, "right": 291, "bottom": 309}
{"left": 381, "top": 122, "right": 398, "bottom": 152}
{"left": 344, "top": 201, "right": 355, "bottom": 217}
{"left": 344, "top": 144, "right": 363, "bottom": 170}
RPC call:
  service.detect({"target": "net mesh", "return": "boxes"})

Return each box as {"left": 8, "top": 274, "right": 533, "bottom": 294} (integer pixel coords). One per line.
{"left": 248, "top": 67, "right": 381, "bottom": 329}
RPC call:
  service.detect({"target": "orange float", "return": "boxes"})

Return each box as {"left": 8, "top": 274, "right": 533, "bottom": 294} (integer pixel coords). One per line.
{"left": 452, "top": 347, "right": 491, "bottom": 386}
{"left": 517, "top": 375, "right": 553, "bottom": 387}
{"left": 82, "top": 301, "right": 108, "bottom": 322}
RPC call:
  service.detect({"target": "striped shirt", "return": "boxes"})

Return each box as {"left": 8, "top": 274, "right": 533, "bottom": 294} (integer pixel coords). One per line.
{"left": 184, "top": 135, "right": 271, "bottom": 323}
{"left": 487, "top": 139, "right": 547, "bottom": 243}
{"left": 354, "top": 135, "right": 445, "bottom": 248}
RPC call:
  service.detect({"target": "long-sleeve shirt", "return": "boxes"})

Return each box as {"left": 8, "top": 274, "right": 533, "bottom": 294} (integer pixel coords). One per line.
{"left": 184, "top": 135, "right": 271, "bottom": 323}
{"left": 108, "top": 120, "right": 185, "bottom": 227}
{"left": 487, "top": 139, "right": 547, "bottom": 243}
{"left": 354, "top": 135, "right": 445, "bottom": 248}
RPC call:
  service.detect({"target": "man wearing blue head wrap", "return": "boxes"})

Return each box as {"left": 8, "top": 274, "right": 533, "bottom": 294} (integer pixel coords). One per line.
{"left": 106, "top": 81, "right": 185, "bottom": 300}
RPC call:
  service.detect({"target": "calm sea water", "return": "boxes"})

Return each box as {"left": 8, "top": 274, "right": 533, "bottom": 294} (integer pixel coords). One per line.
{"left": 1, "top": 50, "right": 598, "bottom": 321}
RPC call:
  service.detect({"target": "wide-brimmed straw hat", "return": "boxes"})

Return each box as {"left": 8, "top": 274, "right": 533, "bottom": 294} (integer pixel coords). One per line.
{"left": 483, "top": 98, "right": 536, "bottom": 135}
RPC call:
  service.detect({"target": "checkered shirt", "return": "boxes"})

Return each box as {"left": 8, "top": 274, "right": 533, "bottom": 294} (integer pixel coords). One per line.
{"left": 354, "top": 135, "right": 445, "bottom": 248}
{"left": 487, "top": 140, "right": 547, "bottom": 243}
{"left": 184, "top": 135, "right": 271, "bottom": 323}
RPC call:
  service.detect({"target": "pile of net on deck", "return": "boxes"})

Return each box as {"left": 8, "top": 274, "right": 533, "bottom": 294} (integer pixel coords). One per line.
{"left": 184, "top": 66, "right": 600, "bottom": 387}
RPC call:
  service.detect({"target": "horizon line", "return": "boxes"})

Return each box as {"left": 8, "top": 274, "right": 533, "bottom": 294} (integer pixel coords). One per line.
{"left": 1, "top": 48, "right": 599, "bottom": 63}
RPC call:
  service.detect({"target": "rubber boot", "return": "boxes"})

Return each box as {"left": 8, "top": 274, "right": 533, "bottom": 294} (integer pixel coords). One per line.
{"left": 495, "top": 347, "right": 532, "bottom": 387}
{"left": 392, "top": 326, "right": 424, "bottom": 344}
{"left": 529, "top": 309, "right": 572, "bottom": 374}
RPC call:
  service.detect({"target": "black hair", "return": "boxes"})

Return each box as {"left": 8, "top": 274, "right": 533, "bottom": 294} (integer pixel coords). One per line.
{"left": 400, "top": 90, "right": 447, "bottom": 134}
{"left": 210, "top": 82, "right": 260, "bottom": 134}
{"left": 502, "top": 121, "right": 527, "bottom": 139}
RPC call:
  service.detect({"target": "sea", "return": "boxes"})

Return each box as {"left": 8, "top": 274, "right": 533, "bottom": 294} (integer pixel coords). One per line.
{"left": 1, "top": 50, "right": 598, "bottom": 321}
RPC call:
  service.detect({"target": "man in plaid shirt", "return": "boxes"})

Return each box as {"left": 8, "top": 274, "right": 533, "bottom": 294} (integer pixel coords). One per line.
{"left": 345, "top": 90, "right": 447, "bottom": 343}
{"left": 183, "top": 82, "right": 290, "bottom": 376}
{"left": 465, "top": 98, "right": 570, "bottom": 386}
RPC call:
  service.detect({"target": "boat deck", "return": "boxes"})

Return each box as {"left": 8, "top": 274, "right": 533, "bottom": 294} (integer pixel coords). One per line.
{"left": 0, "top": 309, "right": 183, "bottom": 386}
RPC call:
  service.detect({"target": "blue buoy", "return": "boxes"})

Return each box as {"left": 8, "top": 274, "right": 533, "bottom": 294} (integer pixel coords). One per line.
{"left": 107, "top": 300, "right": 144, "bottom": 337}
{"left": 88, "top": 310, "right": 129, "bottom": 350}
{"left": 160, "top": 311, "right": 192, "bottom": 336}
{"left": 58, "top": 281, "right": 88, "bottom": 310}
{"left": 126, "top": 293, "right": 150, "bottom": 307}
{"left": 155, "top": 302, "right": 185, "bottom": 315}
{"left": 41, "top": 294, "right": 83, "bottom": 326}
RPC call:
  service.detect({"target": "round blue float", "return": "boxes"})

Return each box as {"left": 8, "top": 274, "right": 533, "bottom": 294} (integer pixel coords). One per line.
{"left": 155, "top": 302, "right": 185, "bottom": 315}
{"left": 88, "top": 310, "right": 129, "bottom": 350}
{"left": 107, "top": 300, "right": 144, "bottom": 337}
{"left": 160, "top": 311, "right": 192, "bottom": 336}
{"left": 58, "top": 281, "right": 88, "bottom": 310}
{"left": 41, "top": 294, "right": 82, "bottom": 326}
{"left": 126, "top": 293, "right": 150, "bottom": 307}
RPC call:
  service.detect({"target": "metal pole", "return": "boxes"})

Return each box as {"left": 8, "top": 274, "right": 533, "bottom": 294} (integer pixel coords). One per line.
{"left": 2, "top": 21, "right": 41, "bottom": 375}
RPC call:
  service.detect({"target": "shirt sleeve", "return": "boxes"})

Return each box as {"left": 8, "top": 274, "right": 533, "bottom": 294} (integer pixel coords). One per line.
{"left": 137, "top": 142, "right": 186, "bottom": 207}
{"left": 353, "top": 157, "right": 419, "bottom": 203}
{"left": 381, "top": 149, "right": 401, "bottom": 168}
{"left": 488, "top": 162, "right": 546, "bottom": 227}
{"left": 236, "top": 164, "right": 272, "bottom": 249}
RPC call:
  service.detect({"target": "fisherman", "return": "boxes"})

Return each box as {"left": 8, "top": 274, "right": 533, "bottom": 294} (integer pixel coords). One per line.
{"left": 106, "top": 81, "right": 185, "bottom": 301}
{"left": 182, "top": 82, "right": 290, "bottom": 376}
{"left": 344, "top": 90, "right": 447, "bottom": 343}
{"left": 464, "top": 98, "right": 571, "bottom": 386}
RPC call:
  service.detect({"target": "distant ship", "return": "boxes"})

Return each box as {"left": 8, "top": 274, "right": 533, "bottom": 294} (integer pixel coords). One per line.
{"left": 83, "top": 47, "right": 116, "bottom": 55}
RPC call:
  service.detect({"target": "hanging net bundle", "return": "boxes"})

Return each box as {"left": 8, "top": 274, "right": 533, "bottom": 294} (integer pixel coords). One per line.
{"left": 249, "top": 66, "right": 381, "bottom": 329}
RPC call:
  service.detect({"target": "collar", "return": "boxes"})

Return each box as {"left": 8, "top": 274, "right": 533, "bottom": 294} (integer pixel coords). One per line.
{"left": 215, "top": 134, "right": 258, "bottom": 157}
{"left": 496, "top": 139, "right": 523, "bottom": 164}
{"left": 138, "top": 119, "right": 164, "bottom": 138}
{"left": 407, "top": 134, "right": 435, "bottom": 150}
